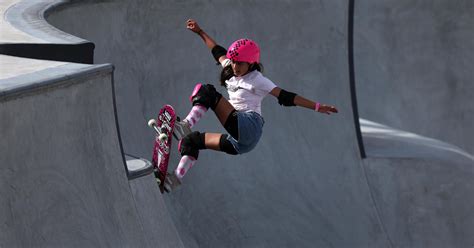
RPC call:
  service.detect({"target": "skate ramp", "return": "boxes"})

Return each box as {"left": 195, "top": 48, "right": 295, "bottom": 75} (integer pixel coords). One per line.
{"left": 354, "top": 0, "right": 474, "bottom": 155}
{"left": 0, "top": 0, "right": 94, "bottom": 63}
{"left": 361, "top": 119, "right": 474, "bottom": 247}
{"left": 46, "top": 1, "right": 391, "bottom": 247}
{"left": 0, "top": 57, "right": 183, "bottom": 247}
{"left": 2, "top": 0, "right": 474, "bottom": 247}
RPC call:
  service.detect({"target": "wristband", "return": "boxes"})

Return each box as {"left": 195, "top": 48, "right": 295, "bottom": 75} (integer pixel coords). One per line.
{"left": 315, "top": 102, "right": 321, "bottom": 112}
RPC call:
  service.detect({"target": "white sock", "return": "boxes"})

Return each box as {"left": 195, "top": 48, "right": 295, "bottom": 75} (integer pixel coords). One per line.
{"left": 175, "top": 155, "right": 197, "bottom": 180}
{"left": 184, "top": 105, "right": 207, "bottom": 128}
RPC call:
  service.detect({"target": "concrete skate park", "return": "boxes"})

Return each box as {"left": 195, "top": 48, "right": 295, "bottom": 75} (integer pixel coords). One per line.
{"left": 1, "top": 0, "right": 473, "bottom": 247}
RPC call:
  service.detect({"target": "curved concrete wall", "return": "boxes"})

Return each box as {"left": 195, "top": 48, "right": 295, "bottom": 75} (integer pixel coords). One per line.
{"left": 47, "top": 1, "right": 390, "bottom": 247}
{"left": 355, "top": 0, "right": 474, "bottom": 155}
{"left": 0, "top": 3, "right": 184, "bottom": 243}
{"left": 0, "top": 0, "right": 94, "bottom": 63}
{"left": 2, "top": 0, "right": 473, "bottom": 247}
{"left": 0, "top": 65, "right": 143, "bottom": 246}
{"left": 0, "top": 61, "right": 184, "bottom": 247}
{"left": 361, "top": 119, "right": 474, "bottom": 247}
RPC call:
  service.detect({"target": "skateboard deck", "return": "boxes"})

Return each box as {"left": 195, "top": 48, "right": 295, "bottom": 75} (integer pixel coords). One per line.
{"left": 148, "top": 104, "right": 176, "bottom": 193}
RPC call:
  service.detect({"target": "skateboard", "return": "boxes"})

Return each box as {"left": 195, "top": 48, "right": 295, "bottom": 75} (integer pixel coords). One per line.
{"left": 148, "top": 104, "right": 176, "bottom": 193}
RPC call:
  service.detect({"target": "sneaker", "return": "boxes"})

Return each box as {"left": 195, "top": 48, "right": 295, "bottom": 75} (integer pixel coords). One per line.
{"left": 163, "top": 172, "right": 182, "bottom": 192}
{"left": 174, "top": 119, "right": 192, "bottom": 140}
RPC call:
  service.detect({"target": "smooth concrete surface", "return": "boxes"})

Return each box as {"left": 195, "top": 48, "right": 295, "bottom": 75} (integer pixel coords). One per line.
{"left": 0, "top": 58, "right": 183, "bottom": 247}
{"left": 0, "top": 0, "right": 43, "bottom": 43}
{"left": 45, "top": 0, "right": 474, "bottom": 247}
{"left": 1, "top": 0, "right": 474, "bottom": 247}
{"left": 125, "top": 154, "right": 154, "bottom": 179}
{"left": 361, "top": 119, "right": 474, "bottom": 161}
{"left": 1, "top": 0, "right": 94, "bottom": 63}
{"left": 47, "top": 1, "right": 390, "bottom": 247}
{"left": 361, "top": 119, "right": 474, "bottom": 247}
{"left": 0, "top": 0, "right": 86, "bottom": 44}
{"left": 0, "top": 54, "right": 66, "bottom": 80}
{"left": 355, "top": 0, "right": 474, "bottom": 155}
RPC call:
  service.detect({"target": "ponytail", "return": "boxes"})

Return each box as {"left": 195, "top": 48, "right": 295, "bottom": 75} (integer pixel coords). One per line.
{"left": 220, "top": 65, "right": 234, "bottom": 87}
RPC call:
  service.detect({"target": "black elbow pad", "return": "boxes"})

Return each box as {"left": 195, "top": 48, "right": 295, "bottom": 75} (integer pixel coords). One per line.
{"left": 278, "top": 89, "right": 297, "bottom": 106}
{"left": 211, "top": 45, "right": 227, "bottom": 62}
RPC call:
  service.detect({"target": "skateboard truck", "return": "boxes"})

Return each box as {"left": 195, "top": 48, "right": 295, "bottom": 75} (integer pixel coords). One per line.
{"left": 148, "top": 119, "right": 168, "bottom": 142}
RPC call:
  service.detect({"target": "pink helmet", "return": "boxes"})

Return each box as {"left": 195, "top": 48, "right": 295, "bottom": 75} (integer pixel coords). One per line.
{"left": 226, "top": 38, "right": 260, "bottom": 64}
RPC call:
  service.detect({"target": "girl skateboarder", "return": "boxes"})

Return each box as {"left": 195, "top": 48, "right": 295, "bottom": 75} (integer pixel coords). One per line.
{"left": 165, "top": 19, "right": 338, "bottom": 190}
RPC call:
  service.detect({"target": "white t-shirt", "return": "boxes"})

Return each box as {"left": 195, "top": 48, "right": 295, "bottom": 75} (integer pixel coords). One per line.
{"left": 221, "top": 59, "right": 277, "bottom": 115}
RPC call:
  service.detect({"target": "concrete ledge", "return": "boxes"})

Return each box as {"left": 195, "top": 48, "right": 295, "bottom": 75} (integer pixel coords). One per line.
{"left": 361, "top": 119, "right": 474, "bottom": 161}
{"left": 0, "top": 56, "right": 112, "bottom": 100}
{"left": 1, "top": 0, "right": 94, "bottom": 63}
{"left": 125, "top": 154, "right": 154, "bottom": 180}
{"left": 3, "top": 0, "right": 88, "bottom": 43}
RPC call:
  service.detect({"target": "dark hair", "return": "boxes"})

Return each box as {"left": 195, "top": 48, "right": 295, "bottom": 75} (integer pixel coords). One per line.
{"left": 220, "top": 63, "right": 264, "bottom": 87}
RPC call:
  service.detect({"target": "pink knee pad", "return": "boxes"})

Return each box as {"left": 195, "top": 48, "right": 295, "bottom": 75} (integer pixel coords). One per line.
{"left": 190, "top": 83, "right": 203, "bottom": 103}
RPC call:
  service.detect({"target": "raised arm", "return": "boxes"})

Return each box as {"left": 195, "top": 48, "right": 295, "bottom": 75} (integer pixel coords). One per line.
{"left": 186, "top": 19, "right": 228, "bottom": 65}
{"left": 269, "top": 87, "right": 338, "bottom": 115}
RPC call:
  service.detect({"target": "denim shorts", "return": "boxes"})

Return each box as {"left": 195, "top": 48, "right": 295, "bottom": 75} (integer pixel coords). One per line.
{"left": 226, "top": 111, "right": 265, "bottom": 154}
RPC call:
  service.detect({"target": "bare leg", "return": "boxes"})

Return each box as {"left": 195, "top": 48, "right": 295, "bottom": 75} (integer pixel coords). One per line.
{"left": 204, "top": 133, "right": 223, "bottom": 151}
{"left": 213, "top": 98, "right": 235, "bottom": 127}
